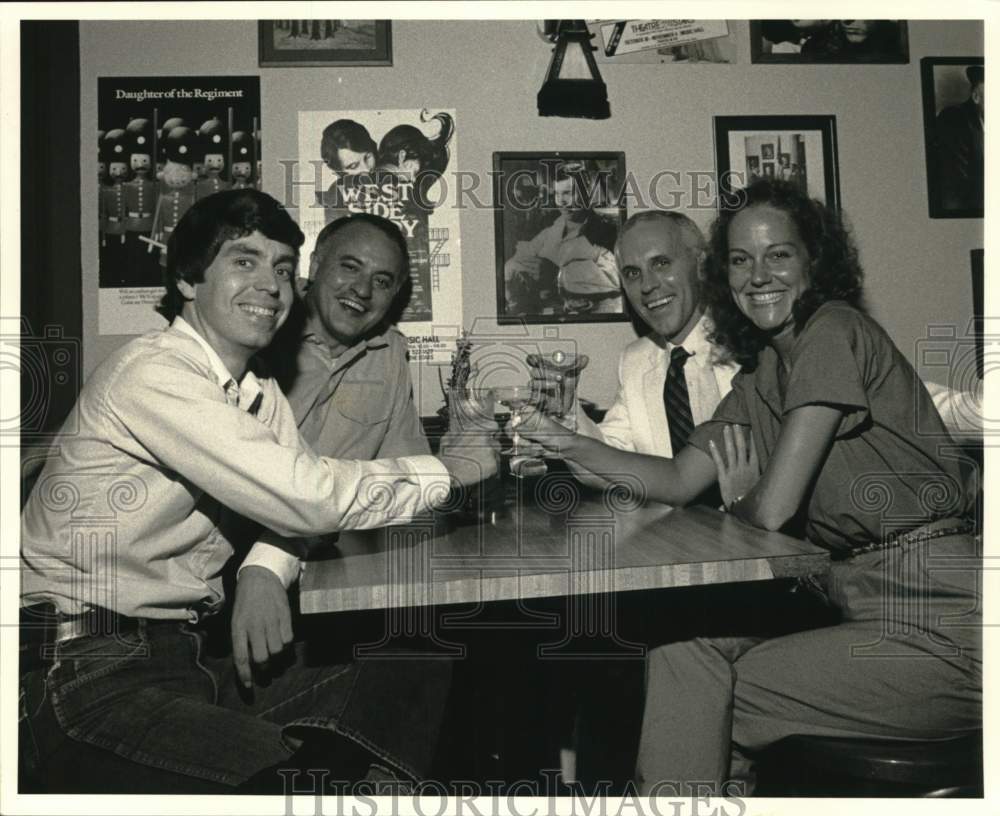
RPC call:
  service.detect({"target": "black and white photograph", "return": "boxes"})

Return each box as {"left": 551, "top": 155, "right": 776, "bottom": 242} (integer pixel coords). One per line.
{"left": 922, "top": 57, "right": 985, "bottom": 218}
{"left": 258, "top": 19, "right": 392, "bottom": 66}
{"left": 494, "top": 152, "right": 628, "bottom": 324}
{"left": 714, "top": 115, "right": 841, "bottom": 209}
{"left": 9, "top": 10, "right": 990, "bottom": 811}
{"left": 750, "top": 20, "right": 909, "bottom": 63}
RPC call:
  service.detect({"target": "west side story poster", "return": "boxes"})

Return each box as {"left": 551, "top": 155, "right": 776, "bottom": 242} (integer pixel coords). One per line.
{"left": 297, "top": 108, "right": 464, "bottom": 364}
{"left": 97, "top": 75, "right": 261, "bottom": 335}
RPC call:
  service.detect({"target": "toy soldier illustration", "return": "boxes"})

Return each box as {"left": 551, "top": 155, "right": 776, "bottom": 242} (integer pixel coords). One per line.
{"left": 99, "top": 129, "right": 129, "bottom": 285}
{"left": 123, "top": 118, "right": 158, "bottom": 283}
{"left": 230, "top": 130, "right": 254, "bottom": 189}
{"left": 148, "top": 126, "right": 197, "bottom": 267}
{"left": 196, "top": 117, "right": 230, "bottom": 199}
{"left": 156, "top": 117, "right": 185, "bottom": 179}
{"left": 101, "top": 129, "right": 129, "bottom": 245}
{"left": 97, "top": 130, "right": 107, "bottom": 238}
{"left": 124, "top": 118, "right": 157, "bottom": 236}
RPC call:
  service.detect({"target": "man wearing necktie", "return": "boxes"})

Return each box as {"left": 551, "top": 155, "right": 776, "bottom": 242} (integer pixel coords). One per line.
{"left": 531, "top": 210, "right": 737, "bottom": 487}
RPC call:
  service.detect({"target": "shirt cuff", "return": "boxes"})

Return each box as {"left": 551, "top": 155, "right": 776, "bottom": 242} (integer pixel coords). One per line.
{"left": 239, "top": 538, "right": 303, "bottom": 590}
{"left": 402, "top": 454, "right": 453, "bottom": 512}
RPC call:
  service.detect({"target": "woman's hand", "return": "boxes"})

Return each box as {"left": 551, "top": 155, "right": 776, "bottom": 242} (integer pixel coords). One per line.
{"left": 708, "top": 424, "right": 760, "bottom": 510}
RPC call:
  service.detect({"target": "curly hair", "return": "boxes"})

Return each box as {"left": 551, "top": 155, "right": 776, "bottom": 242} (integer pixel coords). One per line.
{"left": 704, "top": 179, "right": 864, "bottom": 369}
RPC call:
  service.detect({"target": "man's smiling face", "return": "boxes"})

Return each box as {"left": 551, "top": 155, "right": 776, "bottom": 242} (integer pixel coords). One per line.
{"left": 307, "top": 220, "right": 405, "bottom": 356}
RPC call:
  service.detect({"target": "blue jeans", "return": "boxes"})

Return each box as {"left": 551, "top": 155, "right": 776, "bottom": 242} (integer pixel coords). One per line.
{"left": 20, "top": 617, "right": 451, "bottom": 792}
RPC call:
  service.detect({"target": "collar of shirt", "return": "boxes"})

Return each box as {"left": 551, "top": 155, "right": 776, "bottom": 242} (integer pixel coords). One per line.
{"left": 301, "top": 313, "right": 391, "bottom": 375}
{"left": 664, "top": 313, "right": 716, "bottom": 370}
{"left": 171, "top": 317, "right": 264, "bottom": 413}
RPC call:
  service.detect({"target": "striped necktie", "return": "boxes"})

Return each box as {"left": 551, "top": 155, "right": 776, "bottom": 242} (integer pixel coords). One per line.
{"left": 664, "top": 346, "right": 694, "bottom": 455}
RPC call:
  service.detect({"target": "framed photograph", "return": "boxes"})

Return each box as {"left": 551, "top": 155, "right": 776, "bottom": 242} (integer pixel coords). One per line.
{"left": 972, "top": 249, "right": 984, "bottom": 378}
{"left": 714, "top": 115, "right": 841, "bottom": 210}
{"left": 921, "top": 57, "right": 984, "bottom": 219}
{"left": 750, "top": 20, "right": 908, "bottom": 64}
{"left": 493, "top": 152, "right": 628, "bottom": 325}
{"left": 258, "top": 20, "right": 392, "bottom": 67}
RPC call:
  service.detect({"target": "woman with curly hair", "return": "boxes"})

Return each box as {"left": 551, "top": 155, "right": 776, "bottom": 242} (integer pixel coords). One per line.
{"left": 518, "top": 178, "right": 981, "bottom": 793}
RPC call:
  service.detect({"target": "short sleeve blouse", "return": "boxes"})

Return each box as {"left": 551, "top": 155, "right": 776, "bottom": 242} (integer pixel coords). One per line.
{"left": 688, "top": 301, "right": 974, "bottom": 553}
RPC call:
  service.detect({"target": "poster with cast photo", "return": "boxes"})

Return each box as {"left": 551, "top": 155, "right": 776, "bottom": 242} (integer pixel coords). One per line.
{"left": 297, "top": 109, "right": 463, "bottom": 364}
{"left": 97, "top": 75, "right": 261, "bottom": 335}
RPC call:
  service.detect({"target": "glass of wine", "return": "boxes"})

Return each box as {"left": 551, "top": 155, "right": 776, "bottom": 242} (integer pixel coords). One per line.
{"left": 491, "top": 385, "right": 548, "bottom": 478}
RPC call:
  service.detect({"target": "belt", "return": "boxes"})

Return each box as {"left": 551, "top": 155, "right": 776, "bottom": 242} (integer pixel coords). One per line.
{"left": 128, "top": 211, "right": 152, "bottom": 218}
{"left": 107, "top": 216, "right": 121, "bottom": 222}
{"left": 841, "top": 518, "right": 975, "bottom": 560}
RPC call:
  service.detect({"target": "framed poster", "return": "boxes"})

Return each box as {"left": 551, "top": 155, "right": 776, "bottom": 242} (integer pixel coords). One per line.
{"left": 921, "top": 57, "right": 984, "bottom": 219}
{"left": 493, "top": 152, "right": 628, "bottom": 325}
{"left": 714, "top": 115, "right": 841, "bottom": 210}
{"left": 259, "top": 20, "right": 392, "bottom": 67}
{"left": 750, "top": 20, "right": 909, "bottom": 64}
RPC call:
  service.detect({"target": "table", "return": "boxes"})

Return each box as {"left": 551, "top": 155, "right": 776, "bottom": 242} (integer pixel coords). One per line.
{"left": 299, "top": 477, "right": 830, "bottom": 615}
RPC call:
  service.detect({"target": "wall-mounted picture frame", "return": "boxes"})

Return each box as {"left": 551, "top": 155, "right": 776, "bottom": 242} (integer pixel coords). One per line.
{"left": 921, "top": 57, "right": 984, "bottom": 219}
{"left": 750, "top": 20, "right": 909, "bottom": 64}
{"left": 714, "top": 115, "right": 841, "bottom": 210}
{"left": 494, "top": 152, "right": 629, "bottom": 325}
{"left": 258, "top": 20, "right": 392, "bottom": 67}
{"left": 971, "top": 248, "right": 984, "bottom": 378}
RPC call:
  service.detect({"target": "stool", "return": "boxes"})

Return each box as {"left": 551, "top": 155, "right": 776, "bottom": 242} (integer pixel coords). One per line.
{"left": 754, "top": 731, "right": 983, "bottom": 797}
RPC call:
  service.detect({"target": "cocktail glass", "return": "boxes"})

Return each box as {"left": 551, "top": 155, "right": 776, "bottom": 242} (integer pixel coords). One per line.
{"left": 491, "top": 385, "right": 547, "bottom": 478}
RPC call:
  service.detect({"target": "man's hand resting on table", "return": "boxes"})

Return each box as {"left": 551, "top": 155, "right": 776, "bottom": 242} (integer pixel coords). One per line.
{"left": 232, "top": 565, "right": 294, "bottom": 689}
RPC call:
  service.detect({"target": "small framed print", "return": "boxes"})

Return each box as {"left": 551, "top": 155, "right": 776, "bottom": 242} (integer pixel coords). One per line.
{"left": 493, "top": 152, "right": 628, "bottom": 325}
{"left": 921, "top": 57, "right": 984, "bottom": 219}
{"left": 714, "top": 115, "right": 841, "bottom": 210}
{"left": 258, "top": 20, "right": 392, "bottom": 67}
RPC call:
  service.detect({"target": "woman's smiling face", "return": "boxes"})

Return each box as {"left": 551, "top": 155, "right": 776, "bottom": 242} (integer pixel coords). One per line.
{"left": 726, "top": 204, "right": 812, "bottom": 337}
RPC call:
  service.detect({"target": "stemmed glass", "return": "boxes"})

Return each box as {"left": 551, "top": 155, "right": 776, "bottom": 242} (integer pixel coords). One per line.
{"left": 491, "top": 384, "right": 548, "bottom": 478}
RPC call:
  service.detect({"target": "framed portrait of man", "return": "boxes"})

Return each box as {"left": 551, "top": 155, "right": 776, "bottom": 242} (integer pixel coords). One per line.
{"left": 921, "top": 57, "right": 984, "bottom": 219}
{"left": 493, "top": 152, "right": 629, "bottom": 325}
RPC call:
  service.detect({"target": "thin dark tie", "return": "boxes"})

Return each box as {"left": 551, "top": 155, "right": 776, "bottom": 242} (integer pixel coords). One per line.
{"left": 664, "top": 346, "right": 694, "bottom": 455}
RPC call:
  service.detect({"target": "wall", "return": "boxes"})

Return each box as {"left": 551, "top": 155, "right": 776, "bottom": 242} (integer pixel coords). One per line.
{"left": 80, "top": 19, "right": 984, "bottom": 414}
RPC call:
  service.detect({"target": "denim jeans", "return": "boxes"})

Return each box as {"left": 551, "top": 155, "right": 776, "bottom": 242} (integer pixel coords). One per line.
{"left": 20, "top": 617, "right": 451, "bottom": 792}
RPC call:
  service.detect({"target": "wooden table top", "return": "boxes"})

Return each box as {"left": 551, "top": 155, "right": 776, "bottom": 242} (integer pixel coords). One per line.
{"left": 299, "top": 477, "right": 830, "bottom": 615}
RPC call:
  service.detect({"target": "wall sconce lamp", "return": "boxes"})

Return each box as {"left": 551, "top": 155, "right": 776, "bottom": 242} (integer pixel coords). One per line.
{"left": 537, "top": 20, "right": 610, "bottom": 120}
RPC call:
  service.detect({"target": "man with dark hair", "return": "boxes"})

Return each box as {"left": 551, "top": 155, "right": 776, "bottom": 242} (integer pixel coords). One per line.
{"left": 234, "top": 213, "right": 431, "bottom": 655}
{"left": 504, "top": 161, "right": 621, "bottom": 316}
{"left": 320, "top": 118, "right": 377, "bottom": 177}
{"left": 20, "top": 189, "right": 497, "bottom": 793}
{"left": 936, "top": 64, "right": 984, "bottom": 211}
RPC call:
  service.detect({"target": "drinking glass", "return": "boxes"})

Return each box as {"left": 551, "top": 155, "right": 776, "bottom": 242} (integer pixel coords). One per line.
{"left": 491, "top": 385, "right": 548, "bottom": 478}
